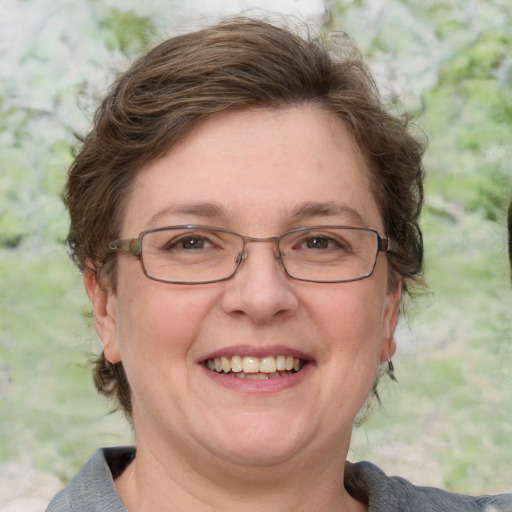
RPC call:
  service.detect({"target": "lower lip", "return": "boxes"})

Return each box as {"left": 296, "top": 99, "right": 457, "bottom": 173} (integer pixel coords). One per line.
{"left": 201, "top": 363, "right": 313, "bottom": 394}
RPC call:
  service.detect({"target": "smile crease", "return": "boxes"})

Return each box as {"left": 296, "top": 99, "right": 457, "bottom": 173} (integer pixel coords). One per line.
{"left": 205, "top": 355, "right": 304, "bottom": 380}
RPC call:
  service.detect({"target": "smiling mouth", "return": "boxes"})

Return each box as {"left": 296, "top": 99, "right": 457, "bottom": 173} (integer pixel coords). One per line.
{"left": 205, "top": 355, "right": 305, "bottom": 380}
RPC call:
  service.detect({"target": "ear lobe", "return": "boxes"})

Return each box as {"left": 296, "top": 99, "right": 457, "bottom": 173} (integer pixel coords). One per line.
{"left": 84, "top": 266, "right": 121, "bottom": 364}
{"left": 380, "top": 280, "right": 401, "bottom": 362}
{"left": 382, "top": 336, "right": 397, "bottom": 361}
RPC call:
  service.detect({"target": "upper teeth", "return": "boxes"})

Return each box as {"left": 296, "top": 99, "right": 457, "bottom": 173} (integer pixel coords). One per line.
{"left": 206, "top": 355, "right": 302, "bottom": 374}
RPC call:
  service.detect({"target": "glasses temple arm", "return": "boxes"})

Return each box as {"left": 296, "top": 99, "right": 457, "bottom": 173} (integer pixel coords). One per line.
{"left": 109, "top": 238, "right": 142, "bottom": 255}
{"left": 379, "top": 237, "right": 393, "bottom": 252}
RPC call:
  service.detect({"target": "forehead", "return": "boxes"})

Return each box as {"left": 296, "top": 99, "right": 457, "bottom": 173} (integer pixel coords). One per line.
{"left": 122, "top": 106, "right": 383, "bottom": 234}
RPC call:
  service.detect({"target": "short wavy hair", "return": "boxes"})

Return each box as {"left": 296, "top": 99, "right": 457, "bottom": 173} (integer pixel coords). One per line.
{"left": 65, "top": 17, "right": 425, "bottom": 420}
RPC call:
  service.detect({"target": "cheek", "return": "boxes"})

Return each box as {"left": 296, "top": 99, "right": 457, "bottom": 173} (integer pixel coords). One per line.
{"left": 309, "top": 281, "right": 388, "bottom": 361}
{"left": 112, "top": 286, "right": 222, "bottom": 419}
{"left": 114, "top": 279, "right": 220, "bottom": 368}
{"left": 301, "top": 284, "right": 388, "bottom": 429}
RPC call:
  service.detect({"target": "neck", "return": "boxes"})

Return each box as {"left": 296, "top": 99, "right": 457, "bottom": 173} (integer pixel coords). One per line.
{"left": 115, "top": 434, "right": 366, "bottom": 512}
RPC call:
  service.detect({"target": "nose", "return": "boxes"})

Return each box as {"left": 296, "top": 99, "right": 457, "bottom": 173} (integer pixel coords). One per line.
{"left": 220, "top": 242, "right": 299, "bottom": 325}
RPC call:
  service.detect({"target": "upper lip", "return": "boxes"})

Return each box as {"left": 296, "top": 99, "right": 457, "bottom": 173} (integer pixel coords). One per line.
{"left": 199, "top": 344, "right": 314, "bottom": 363}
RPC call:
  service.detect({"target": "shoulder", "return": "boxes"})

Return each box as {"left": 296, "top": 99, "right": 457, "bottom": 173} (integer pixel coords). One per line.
{"left": 345, "top": 461, "right": 512, "bottom": 512}
{"left": 45, "top": 446, "right": 135, "bottom": 512}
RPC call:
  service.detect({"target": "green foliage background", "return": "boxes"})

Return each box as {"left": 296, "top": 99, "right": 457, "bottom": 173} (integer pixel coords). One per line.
{"left": 1, "top": 0, "right": 510, "bottom": 495}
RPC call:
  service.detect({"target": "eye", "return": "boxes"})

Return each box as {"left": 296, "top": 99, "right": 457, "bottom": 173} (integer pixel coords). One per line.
{"left": 165, "top": 234, "right": 214, "bottom": 251}
{"left": 304, "top": 235, "right": 336, "bottom": 249}
{"left": 298, "top": 234, "right": 349, "bottom": 251}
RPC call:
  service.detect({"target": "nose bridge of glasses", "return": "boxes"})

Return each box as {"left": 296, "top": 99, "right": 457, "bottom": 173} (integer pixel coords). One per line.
{"left": 236, "top": 235, "right": 283, "bottom": 263}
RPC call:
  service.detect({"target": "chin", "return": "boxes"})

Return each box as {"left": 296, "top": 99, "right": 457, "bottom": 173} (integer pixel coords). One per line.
{"left": 213, "top": 441, "right": 304, "bottom": 468}
{"left": 199, "top": 412, "right": 316, "bottom": 467}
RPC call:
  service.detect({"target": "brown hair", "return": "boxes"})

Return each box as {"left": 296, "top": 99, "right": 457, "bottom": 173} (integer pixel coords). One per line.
{"left": 65, "top": 17, "right": 425, "bottom": 419}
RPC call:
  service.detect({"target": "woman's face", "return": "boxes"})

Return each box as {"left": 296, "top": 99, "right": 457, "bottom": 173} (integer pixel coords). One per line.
{"left": 88, "top": 106, "right": 400, "bottom": 470}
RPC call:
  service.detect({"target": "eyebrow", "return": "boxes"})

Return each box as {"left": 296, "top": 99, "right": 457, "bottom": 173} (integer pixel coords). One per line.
{"left": 148, "top": 200, "right": 365, "bottom": 227}
{"left": 148, "top": 202, "right": 228, "bottom": 227}
{"left": 289, "top": 201, "right": 365, "bottom": 225}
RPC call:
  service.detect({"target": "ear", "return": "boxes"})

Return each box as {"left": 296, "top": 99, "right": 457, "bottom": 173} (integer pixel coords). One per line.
{"left": 83, "top": 265, "right": 121, "bottom": 364}
{"left": 379, "top": 279, "right": 401, "bottom": 362}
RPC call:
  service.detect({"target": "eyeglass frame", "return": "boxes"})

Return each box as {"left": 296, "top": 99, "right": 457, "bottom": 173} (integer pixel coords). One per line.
{"left": 109, "top": 224, "right": 393, "bottom": 285}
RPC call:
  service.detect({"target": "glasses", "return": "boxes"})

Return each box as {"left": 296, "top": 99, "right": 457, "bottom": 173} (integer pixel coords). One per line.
{"left": 109, "top": 225, "right": 392, "bottom": 285}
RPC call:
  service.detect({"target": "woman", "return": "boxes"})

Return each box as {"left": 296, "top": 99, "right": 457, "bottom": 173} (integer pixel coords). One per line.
{"left": 46, "top": 17, "right": 512, "bottom": 512}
